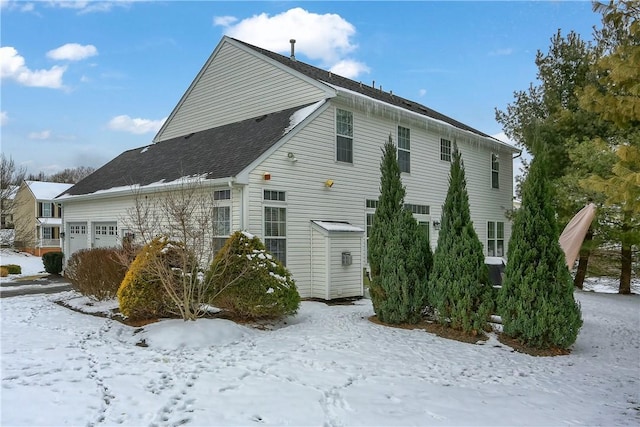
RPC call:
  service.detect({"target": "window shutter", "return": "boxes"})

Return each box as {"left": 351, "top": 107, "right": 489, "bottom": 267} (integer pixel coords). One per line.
{"left": 38, "top": 202, "right": 43, "bottom": 217}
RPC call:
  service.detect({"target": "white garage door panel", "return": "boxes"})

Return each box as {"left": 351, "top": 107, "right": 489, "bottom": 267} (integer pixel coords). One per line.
{"left": 93, "top": 223, "right": 118, "bottom": 248}
{"left": 69, "top": 222, "right": 88, "bottom": 254}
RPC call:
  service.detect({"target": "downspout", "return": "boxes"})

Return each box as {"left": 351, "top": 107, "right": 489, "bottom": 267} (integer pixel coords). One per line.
{"left": 310, "top": 224, "right": 314, "bottom": 298}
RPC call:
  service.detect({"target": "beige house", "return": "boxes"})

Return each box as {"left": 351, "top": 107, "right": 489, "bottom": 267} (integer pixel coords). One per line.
{"left": 14, "top": 181, "right": 72, "bottom": 256}
{"left": 58, "top": 36, "right": 518, "bottom": 300}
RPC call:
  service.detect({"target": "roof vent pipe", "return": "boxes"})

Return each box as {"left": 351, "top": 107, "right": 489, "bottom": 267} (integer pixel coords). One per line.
{"left": 290, "top": 39, "right": 296, "bottom": 61}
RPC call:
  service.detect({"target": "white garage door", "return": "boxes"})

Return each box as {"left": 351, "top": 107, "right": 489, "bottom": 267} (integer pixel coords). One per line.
{"left": 93, "top": 222, "right": 118, "bottom": 248}
{"left": 68, "top": 223, "right": 88, "bottom": 255}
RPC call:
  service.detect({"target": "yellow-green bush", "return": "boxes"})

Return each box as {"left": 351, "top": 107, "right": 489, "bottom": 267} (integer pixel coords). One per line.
{"left": 207, "top": 231, "right": 300, "bottom": 319}
{"left": 117, "top": 237, "right": 172, "bottom": 321}
{"left": 1, "top": 264, "right": 21, "bottom": 274}
{"left": 0, "top": 266, "right": 8, "bottom": 277}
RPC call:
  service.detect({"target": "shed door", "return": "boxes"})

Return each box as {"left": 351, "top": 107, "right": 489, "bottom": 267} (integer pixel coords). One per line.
{"left": 68, "top": 223, "right": 88, "bottom": 254}
{"left": 93, "top": 222, "right": 118, "bottom": 248}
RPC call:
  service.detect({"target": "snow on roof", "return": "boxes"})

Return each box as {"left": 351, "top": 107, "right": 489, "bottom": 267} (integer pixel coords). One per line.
{"left": 27, "top": 181, "right": 73, "bottom": 200}
{"left": 283, "top": 100, "right": 325, "bottom": 135}
{"left": 312, "top": 220, "right": 364, "bottom": 232}
{"left": 56, "top": 174, "right": 211, "bottom": 200}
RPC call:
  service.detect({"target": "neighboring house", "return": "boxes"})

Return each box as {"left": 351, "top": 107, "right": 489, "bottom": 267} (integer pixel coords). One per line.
{"left": 1, "top": 185, "right": 18, "bottom": 229}
{"left": 14, "top": 180, "right": 73, "bottom": 256}
{"left": 57, "top": 36, "right": 518, "bottom": 300}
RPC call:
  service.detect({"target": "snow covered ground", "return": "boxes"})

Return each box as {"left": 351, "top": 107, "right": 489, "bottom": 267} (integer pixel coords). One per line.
{"left": 1, "top": 285, "right": 639, "bottom": 426}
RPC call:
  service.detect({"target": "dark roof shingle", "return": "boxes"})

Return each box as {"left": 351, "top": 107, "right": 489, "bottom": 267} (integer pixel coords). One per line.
{"left": 62, "top": 105, "right": 307, "bottom": 196}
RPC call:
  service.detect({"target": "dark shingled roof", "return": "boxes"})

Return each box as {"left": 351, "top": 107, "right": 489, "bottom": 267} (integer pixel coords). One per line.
{"left": 62, "top": 105, "right": 307, "bottom": 196}
{"left": 233, "top": 38, "right": 492, "bottom": 139}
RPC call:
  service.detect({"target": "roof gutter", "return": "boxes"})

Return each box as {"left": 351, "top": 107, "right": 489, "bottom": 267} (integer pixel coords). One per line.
{"left": 56, "top": 176, "right": 245, "bottom": 203}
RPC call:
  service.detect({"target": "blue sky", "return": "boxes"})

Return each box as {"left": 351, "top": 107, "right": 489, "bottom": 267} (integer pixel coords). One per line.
{"left": 1, "top": 1, "right": 601, "bottom": 176}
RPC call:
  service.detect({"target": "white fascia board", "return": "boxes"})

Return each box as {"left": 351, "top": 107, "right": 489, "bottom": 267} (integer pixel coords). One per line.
{"left": 56, "top": 176, "right": 242, "bottom": 203}
{"left": 325, "top": 82, "right": 520, "bottom": 154}
{"left": 235, "top": 100, "right": 331, "bottom": 184}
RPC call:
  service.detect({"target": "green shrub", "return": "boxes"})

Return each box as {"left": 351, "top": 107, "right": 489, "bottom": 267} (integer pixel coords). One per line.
{"left": 207, "top": 231, "right": 300, "bottom": 319}
{"left": 368, "top": 137, "right": 432, "bottom": 324}
{"left": 65, "top": 248, "right": 130, "bottom": 301}
{"left": 117, "top": 237, "right": 172, "bottom": 321}
{"left": 498, "top": 138, "right": 582, "bottom": 350}
{"left": 1, "top": 264, "right": 21, "bottom": 274}
{"left": 428, "top": 145, "right": 492, "bottom": 334}
{"left": 42, "top": 252, "right": 63, "bottom": 274}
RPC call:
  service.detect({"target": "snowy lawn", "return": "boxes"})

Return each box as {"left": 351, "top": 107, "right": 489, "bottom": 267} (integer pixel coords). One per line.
{"left": 0, "top": 249, "right": 47, "bottom": 282}
{"left": 1, "top": 285, "right": 639, "bottom": 426}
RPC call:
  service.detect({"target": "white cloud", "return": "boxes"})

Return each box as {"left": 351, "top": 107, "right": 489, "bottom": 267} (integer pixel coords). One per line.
{"left": 329, "top": 59, "right": 370, "bottom": 79}
{"left": 46, "top": 1, "right": 131, "bottom": 14}
{"left": 47, "top": 43, "right": 98, "bottom": 61}
{"left": 418, "top": 89, "right": 427, "bottom": 97}
{"left": 28, "top": 130, "right": 52, "bottom": 140}
{"left": 0, "top": 111, "right": 8, "bottom": 126}
{"left": 213, "top": 15, "right": 237, "bottom": 27}
{"left": 0, "top": 47, "right": 66, "bottom": 89}
{"left": 216, "top": 7, "right": 369, "bottom": 78}
{"left": 107, "top": 115, "right": 167, "bottom": 134}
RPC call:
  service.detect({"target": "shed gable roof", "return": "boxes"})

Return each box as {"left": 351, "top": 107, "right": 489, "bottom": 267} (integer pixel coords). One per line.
{"left": 61, "top": 105, "right": 309, "bottom": 197}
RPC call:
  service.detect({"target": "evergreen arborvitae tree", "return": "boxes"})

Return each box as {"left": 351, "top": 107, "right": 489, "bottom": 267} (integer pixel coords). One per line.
{"left": 498, "top": 134, "right": 582, "bottom": 349}
{"left": 369, "top": 136, "right": 432, "bottom": 324}
{"left": 368, "top": 135, "right": 405, "bottom": 279}
{"left": 428, "top": 144, "right": 491, "bottom": 334}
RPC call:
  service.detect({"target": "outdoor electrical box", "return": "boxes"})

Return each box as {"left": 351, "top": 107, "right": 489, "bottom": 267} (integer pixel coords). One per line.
{"left": 342, "top": 251, "right": 352, "bottom": 266}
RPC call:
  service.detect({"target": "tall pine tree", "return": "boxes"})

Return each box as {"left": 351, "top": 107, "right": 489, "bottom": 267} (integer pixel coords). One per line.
{"left": 428, "top": 144, "right": 490, "bottom": 334}
{"left": 498, "top": 130, "right": 582, "bottom": 349}
{"left": 369, "top": 136, "right": 432, "bottom": 324}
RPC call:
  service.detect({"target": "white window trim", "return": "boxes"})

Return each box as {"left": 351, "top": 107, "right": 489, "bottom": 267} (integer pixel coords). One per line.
{"left": 335, "top": 108, "right": 354, "bottom": 164}
{"left": 398, "top": 126, "right": 410, "bottom": 173}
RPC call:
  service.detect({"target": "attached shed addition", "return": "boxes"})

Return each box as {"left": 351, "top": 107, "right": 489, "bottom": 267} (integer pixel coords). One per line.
{"left": 310, "top": 220, "right": 364, "bottom": 300}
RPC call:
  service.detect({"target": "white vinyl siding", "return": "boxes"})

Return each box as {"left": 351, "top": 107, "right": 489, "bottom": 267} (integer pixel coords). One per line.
{"left": 156, "top": 41, "right": 328, "bottom": 141}
{"left": 246, "top": 101, "right": 515, "bottom": 297}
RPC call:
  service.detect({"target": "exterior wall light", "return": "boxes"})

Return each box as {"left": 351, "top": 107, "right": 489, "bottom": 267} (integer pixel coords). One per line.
{"left": 325, "top": 179, "right": 334, "bottom": 188}
{"left": 433, "top": 220, "right": 441, "bottom": 230}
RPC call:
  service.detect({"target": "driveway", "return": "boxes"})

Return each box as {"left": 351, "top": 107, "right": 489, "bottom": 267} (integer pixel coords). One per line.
{"left": 0, "top": 274, "right": 72, "bottom": 298}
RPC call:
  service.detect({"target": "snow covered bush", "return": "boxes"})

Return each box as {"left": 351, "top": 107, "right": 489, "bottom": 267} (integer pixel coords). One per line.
{"left": 207, "top": 231, "right": 300, "bottom": 319}
{"left": 117, "top": 237, "right": 174, "bottom": 321}
{"left": 65, "top": 248, "right": 129, "bottom": 301}
{"left": 428, "top": 145, "right": 492, "bottom": 334}
{"left": 499, "top": 140, "right": 582, "bottom": 349}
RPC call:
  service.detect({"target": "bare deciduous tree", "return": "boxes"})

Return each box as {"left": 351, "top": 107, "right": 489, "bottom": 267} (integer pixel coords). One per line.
{"left": 121, "top": 179, "right": 250, "bottom": 320}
